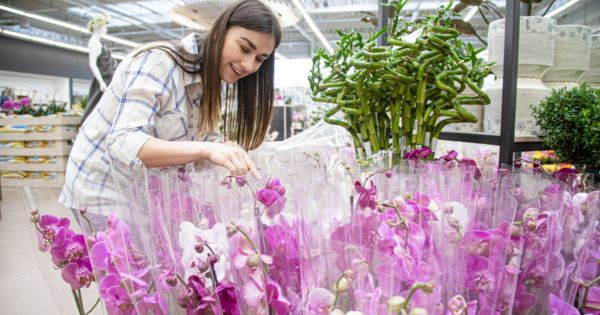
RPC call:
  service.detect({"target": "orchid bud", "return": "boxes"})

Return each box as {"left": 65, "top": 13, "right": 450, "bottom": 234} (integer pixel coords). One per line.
{"left": 165, "top": 275, "right": 178, "bottom": 287}
{"left": 448, "top": 295, "right": 467, "bottom": 314}
{"left": 197, "top": 260, "right": 210, "bottom": 273}
{"left": 330, "top": 309, "right": 345, "bottom": 315}
{"left": 446, "top": 217, "right": 461, "bottom": 230}
{"left": 227, "top": 225, "right": 238, "bottom": 237}
{"left": 342, "top": 269, "right": 354, "bottom": 279}
{"left": 247, "top": 254, "right": 261, "bottom": 268}
{"left": 176, "top": 292, "right": 190, "bottom": 308}
{"left": 413, "top": 281, "right": 434, "bottom": 294}
{"left": 208, "top": 255, "right": 219, "bottom": 265}
{"left": 199, "top": 218, "right": 209, "bottom": 230}
{"left": 409, "top": 307, "right": 429, "bottom": 315}
{"left": 386, "top": 296, "right": 406, "bottom": 313}
{"left": 334, "top": 276, "right": 351, "bottom": 292}
{"left": 78, "top": 207, "right": 87, "bottom": 215}
{"left": 384, "top": 171, "right": 392, "bottom": 178}
{"left": 525, "top": 219, "right": 537, "bottom": 232}
{"left": 510, "top": 224, "right": 521, "bottom": 238}
{"left": 30, "top": 209, "right": 40, "bottom": 223}
{"left": 443, "top": 205, "right": 454, "bottom": 214}
{"left": 194, "top": 242, "right": 204, "bottom": 254}
{"left": 514, "top": 160, "right": 522, "bottom": 168}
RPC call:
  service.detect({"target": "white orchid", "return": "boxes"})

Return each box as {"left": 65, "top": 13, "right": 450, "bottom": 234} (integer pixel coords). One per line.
{"left": 179, "top": 220, "right": 230, "bottom": 285}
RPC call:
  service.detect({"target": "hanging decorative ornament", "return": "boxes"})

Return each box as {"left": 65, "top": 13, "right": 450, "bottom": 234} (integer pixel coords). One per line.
{"left": 169, "top": 0, "right": 301, "bottom": 30}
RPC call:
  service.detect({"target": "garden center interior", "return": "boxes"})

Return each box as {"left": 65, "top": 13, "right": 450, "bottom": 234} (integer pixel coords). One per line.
{"left": 0, "top": 0, "right": 599, "bottom": 314}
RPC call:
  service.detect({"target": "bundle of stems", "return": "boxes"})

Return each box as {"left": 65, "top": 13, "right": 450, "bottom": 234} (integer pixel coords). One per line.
{"left": 309, "top": 0, "right": 493, "bottom": 161}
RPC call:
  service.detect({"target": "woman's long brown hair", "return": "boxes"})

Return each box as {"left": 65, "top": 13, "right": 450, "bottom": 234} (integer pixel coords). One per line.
{"left": 132, "top": 0, "right": 281, "bottom": 150}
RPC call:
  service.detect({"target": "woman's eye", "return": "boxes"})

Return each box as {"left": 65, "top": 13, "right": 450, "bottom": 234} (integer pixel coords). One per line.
{"left": 256, "top": 58, "right": 264, "bottom": 63}
{"left": 241, "top": 46, "right": 249, "bottom": 53}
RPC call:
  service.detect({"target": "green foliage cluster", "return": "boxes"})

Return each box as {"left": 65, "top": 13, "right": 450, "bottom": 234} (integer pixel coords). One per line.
{"left": 15, "top": 100, "right": 67, "bottom": 116}
{"left": 532, "top": 84, "right": 600, "bottom": 171}
{"left": 309, "top": 0, "right": 493, "bottom": 158}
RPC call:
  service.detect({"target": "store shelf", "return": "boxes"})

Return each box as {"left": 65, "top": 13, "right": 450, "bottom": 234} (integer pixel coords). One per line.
{"left": 2, "top": 173, "right": 65, "bottom": 188}
{"left": 0, "top": 127, "right": 77, "bottom": 141}
{"left": 0, "top": 156, "right": 67, "bottom": 172}
{"left": 0, "top": 115, "right": 81, "bottom": 126}
{"left": 0, "top": 142, "right": 72, "bottom": 156}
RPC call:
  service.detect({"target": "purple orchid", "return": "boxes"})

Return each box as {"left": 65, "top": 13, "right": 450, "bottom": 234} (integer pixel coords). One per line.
{"left": 552, "top": 167, "right": 578, "bottom": 182}
{"left": 257, "top": 177, "right": 287, "bottom": 218}
{"left": 583, "top": 287, "right": 600, "bottom": 314}
{"left": 548, "top": 294, "right": 579, "bottom": 315}
{"left": 458, "top": 158, "right": 482, "bottom": 180}
{"left": 440, "top": 150, "right": 459, "bottom": 161}
{"left": 355, "top": 180, "right": 377, "bottom": 210}
{"left": 405, "top": 147, "right": 433, "bottom": 160}
{"left": 263, "top": 223, "right": 301, "bottom": 294}
{"left": 61, "top": 257, "right": 94, "bottom": 290}
{"left": 215, "top": 281, "right": 239, "bottom": 315}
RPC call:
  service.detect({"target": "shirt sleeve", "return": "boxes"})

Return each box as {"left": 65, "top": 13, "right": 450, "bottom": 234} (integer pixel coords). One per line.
{"left": 105, "top": 50, "right": 176, "bottom": 169}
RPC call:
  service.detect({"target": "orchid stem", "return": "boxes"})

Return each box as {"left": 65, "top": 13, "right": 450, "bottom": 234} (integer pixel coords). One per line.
{"left": 84, "top": 298, "right": 101, "bottom": 315}
{"left": 72, "top": 289, "right": 84, "bottom": 315}
{"left": 580, "top": 274, "right": 600, "bottom": 311}
{"left": 329, "top": 274, "right": 347, "bottom": 311}
{"left": 80, "top": 213, "right": 95, "bottom": 234}
{"left": 233, "top": 223, "right": 269, "bottom": 276}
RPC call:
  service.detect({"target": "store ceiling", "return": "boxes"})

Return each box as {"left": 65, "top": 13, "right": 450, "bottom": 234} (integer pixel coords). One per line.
{"left": 0, "top": 0, "right": 587, "bottom": 59}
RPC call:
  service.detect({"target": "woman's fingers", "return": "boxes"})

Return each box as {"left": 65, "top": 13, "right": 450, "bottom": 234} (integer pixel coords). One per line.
{"left": 229, "top": 154, "right": 248, "bottom": 175}
{"left": 241, "top": 152, "right": 261, "bottom": 179}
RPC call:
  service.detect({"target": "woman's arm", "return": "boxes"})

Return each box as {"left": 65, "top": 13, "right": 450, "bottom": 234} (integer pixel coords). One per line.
{"left": 138, "top": 138, "right": 261, "bottom": 178}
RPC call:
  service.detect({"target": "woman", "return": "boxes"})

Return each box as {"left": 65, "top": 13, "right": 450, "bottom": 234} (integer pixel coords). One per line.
{"left": 60, "top": 0, "right": 281, "bottom": 215}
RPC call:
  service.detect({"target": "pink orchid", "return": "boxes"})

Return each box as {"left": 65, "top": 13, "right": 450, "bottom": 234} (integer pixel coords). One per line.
{"left": 242, "top": 274, "right": 291, "bottom": 315}
{"left": 306, "top": 287, "right": 335, "bottom": 315}
{"left": 355, "top": 180, "right": 377, "bottom": 210}
{"left": 232, "top": 233, "right": 273, "bottom": 270}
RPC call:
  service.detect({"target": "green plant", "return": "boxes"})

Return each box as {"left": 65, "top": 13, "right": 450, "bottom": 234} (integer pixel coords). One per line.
{"left": 531, "top": 84, "right": 600, "bottom": 172}
{"left": 309, "top": 0, "right": 492, "bottom": 160}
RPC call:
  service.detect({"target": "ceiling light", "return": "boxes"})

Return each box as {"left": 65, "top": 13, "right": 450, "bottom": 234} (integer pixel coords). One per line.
{"left": 545, "top": 0, "right": 582, "bottom": 18}
{"left": 0, "top": 29, "right": 125, "bottom": 59}
{"left": 0, "top": 4, "right": 138, "bottom": 48}
{"left": 290, "top": 0, "right": 334, "bottom": 54}
{"left": 463, "top": 6, "right": 478, "bottom": 22}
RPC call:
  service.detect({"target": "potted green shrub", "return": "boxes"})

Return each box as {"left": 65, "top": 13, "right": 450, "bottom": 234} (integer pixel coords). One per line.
{"left": 531, "top": 84, "right": 600, "bottom": 176}
{"left": 309, "top": 0, "right": 492, "bottom": 162}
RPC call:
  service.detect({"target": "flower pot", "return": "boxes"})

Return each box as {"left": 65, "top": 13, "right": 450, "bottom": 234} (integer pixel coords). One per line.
{"left": 484, "top": 17, "right": 556, "bottom": 135}
{"left": 543, "top": 25, "right": 592, "bottom": 89}
{"left": 581, "top": 34, "right": 600, "bottom": 87}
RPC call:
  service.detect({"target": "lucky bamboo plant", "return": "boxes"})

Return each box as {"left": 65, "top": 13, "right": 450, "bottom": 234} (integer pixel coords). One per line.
{"left": 309, "top": 0, "right": 492, "bottom": 161}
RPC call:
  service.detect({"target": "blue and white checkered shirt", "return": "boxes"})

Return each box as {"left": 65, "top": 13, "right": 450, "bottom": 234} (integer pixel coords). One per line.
{"left": 59, "top": 33, "right": 204, "bottom": 214}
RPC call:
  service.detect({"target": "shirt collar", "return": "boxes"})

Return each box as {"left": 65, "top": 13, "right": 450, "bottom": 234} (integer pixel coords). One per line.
{"left": 180, "top": 33, "right": 202, "bottom": 87}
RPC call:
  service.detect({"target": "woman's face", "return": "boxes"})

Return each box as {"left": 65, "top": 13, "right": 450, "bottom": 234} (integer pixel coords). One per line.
{"left": 220, "top": 26, "right": 276, "bottom": 84}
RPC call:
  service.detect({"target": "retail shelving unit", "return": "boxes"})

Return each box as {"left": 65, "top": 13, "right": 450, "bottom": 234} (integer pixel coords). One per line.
{"left": 0, "top": 115, "right": 81, "bottom": 188}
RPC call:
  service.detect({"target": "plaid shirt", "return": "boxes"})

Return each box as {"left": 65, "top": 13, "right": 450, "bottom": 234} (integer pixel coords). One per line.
{"left": 60, "top": 33, "right": 204, "bottom": 214}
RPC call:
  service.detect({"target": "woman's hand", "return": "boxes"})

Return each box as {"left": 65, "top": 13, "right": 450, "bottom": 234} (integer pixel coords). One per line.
{"left": 202, "top": 142, "right": 261, "bottom": 178}
{"left": 138, "top": 138, "right": 261, "bottom": 179}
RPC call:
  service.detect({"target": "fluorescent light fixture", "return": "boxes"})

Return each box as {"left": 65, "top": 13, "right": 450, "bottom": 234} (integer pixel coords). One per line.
{"left": 289, "top": 0, "right": 334, "bottom": 54}
{"left": 463, "top": 6, "right": 478, "bottom": 22}
{"left": 0, "top": 29, "right": 89, "bottom": 53}
{"left": 0, "top": 4, "right": 138, "bottom": 48}
{"left": 0, "top": 29, "right": 126, "bottom": 60}
{"left": 545, "top": 0, "right": 582, "bottom": 18}
{"left": 172, "top": 0, "right": 186, "bottom": 6}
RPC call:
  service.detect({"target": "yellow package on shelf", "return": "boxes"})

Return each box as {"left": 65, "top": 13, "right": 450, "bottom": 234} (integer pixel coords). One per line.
{"left": 25, "top": 141, "right": 49, "bottom": 148}
{"left": 34, "top": 125, "right": 54, "bottom": 132}
{"left": 0, "top": 125, "right": 32, "bottom": 133}
{"left": 0, "top": 156, "right": 27, "bottom": 163}
{"left": 26, "top": 156, "right": 48, "bottom": 164}
{"left": 0, "top": 171, "right": 27, "bottom": 178}
{"left": 0, "top": 141, "right": 25, "bottom": 148}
